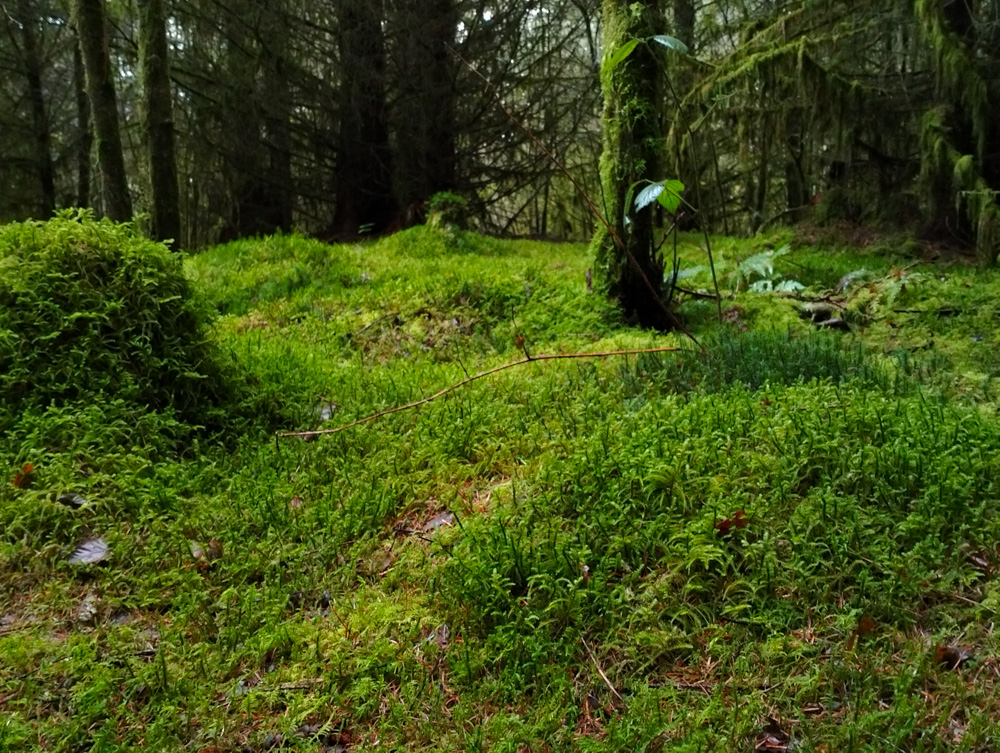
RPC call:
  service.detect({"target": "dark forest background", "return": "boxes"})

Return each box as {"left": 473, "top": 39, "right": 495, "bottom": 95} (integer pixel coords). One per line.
{"left": 2, "top": 1, "right": 998, "bottom": 261}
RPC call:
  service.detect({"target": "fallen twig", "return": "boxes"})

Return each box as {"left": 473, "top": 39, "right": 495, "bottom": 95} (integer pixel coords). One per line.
{"left": 582, "top": 638, "right": 623, "bottom": 702}
{"left": 351, "top": 311, "right": 400, "bottom": 337}
{"left": 675, "top": 285, "right": 726, "bottom": 302}
{"left": 276, "top": 345, "right": 683, "bottom": 442}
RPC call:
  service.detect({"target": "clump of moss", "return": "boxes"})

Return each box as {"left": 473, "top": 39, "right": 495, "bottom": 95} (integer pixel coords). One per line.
{"left": 0, "top": 211, "right": 237, "bottom": 430}
{"left": 426, "top": 191, "right": 469, "bottom": 230}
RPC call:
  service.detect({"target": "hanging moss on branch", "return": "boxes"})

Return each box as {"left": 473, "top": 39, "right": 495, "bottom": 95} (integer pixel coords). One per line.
{"left": 912, "top": 0, "right": 1000, "bottom": 264}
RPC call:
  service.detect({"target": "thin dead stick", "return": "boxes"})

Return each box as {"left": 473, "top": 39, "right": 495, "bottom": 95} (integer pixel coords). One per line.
{"left": 277, "top": 346, "right": 683, "bottom": 441}
{"left": 582, "top": 638, "right": 623, "bottom": 702}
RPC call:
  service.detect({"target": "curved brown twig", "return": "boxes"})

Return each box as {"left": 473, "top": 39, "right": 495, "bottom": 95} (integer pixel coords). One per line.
{"left": 276, "top": 345, "right": 683, "bottom": 442}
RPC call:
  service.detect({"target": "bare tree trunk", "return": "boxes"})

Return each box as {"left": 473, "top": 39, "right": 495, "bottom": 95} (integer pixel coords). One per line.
{"left": 16, "top": 0, "right": 56, "bottom": 217}
{"left": 784, "top": 107, "right": 807, "bottom": 221}
{"left": 670, "top": 0, "right": 697, "bottom": 228}
{"left": 391, "top": 0, "right": 458, "bottom": 215}
{"left": 673, "top": 0, "right": 694, "bottom": 47}
{"left": 261, "top": 6, "right": 294, "bottom": 233}
{"left": 73, "top": 36, "right": 93, "bottom": 207}
{"left": 73, "top": 0, "right": 132, "bottom": 222}
{"left": 137, "top": 0, "right": 180, "bottom": 248}
{"left": 332, "top": 0, "right": 397, "bottom": 235}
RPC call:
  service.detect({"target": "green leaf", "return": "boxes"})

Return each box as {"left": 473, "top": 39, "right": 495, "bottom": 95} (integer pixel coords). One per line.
{"left": 739, "top": 251, "right": 776, "bottom": 281}
{"left": 677, "top": 265, "right": 706, "bottom": 280}
{"left": 652, "top": 34, "right": 688, "bottom": 54}
{"left": 656, "top": 179, "right": 685, "bottom": 213}
{"left": 605, "top": 39, "right": 639, "bottom": 73}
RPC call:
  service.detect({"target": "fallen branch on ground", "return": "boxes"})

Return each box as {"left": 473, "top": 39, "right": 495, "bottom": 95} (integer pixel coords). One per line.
{"left": 276, "top": 345, "right": 684, "bottom": 443}
{"left": 582, "top": 637, "right": 624, "bottom": 702}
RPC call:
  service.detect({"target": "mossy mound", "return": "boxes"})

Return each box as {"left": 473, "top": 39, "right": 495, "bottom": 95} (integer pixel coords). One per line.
{"left": 0, "top": 212, "right": 235, "bottom": 428}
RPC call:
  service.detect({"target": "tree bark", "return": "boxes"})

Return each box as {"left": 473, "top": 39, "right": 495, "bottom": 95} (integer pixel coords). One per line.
{"left": 73, "top": 35, "right": 93, "bottom": 208}
{"left": 784, "top": 107, "right": 807, "bottom": 221}
{"left": 137, "top": 0, "right": 181, "bottom": 248}
{"left": 391, "top": 0, "right": 458, "bottom": 214}
{"left": 73, "top": 0, "right": 132, "bottom": 222}
{"left": 592, "top": 0, "right": 670, "bottom": 328}
{"left": 16, "top": 0, "right": 56, "bottom": 217}
{"left": 332, "top": 0, "right": 397, "bottom": 236}
{"left": 673, "top": 0, "right": 695, "bottom": 48}
{"left": 670, "top": 0, "right": 697, "bottom": 228}
{"left": 261, "top": 5, "right": 294, "bottom": 233}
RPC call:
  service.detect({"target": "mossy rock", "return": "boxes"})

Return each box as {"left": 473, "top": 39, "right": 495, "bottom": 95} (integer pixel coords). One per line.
{"left": 0, "top": 211, "right": 235, "bottom": 425}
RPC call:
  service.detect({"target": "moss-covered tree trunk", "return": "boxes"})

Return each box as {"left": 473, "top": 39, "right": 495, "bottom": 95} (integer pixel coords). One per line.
{"left": 137, "top": 0, "right": 181, "bottom": 249}
{"left": 73, "top": 0, "right": 132, "bottom": 223}
{"left": 914, "top": 0, "right": 1000, "bottom": 263}
{"left": 591, "top": 0, "right": 670, "bottom": 328}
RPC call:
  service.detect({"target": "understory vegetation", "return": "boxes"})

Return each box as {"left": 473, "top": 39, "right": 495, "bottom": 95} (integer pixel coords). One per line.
{"left": 3, "top": 220, "right": 1000, "bottom": 751}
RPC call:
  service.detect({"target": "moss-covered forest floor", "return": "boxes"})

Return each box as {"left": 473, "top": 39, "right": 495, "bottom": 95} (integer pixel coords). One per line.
{"left": 4, "top": 225, "right": 1000, "bottom": 751}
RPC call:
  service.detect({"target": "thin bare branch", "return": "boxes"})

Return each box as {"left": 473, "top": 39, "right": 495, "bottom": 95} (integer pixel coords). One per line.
{"left": 582, "top": 637, "right": 623, "bottom": 702}
{"left": 276, "top": 345, "right": 683, "bottom": 441}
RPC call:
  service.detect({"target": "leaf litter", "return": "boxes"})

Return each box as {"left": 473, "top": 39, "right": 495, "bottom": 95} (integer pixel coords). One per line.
{"left": 68, "top": 538, "right": 110, "bottom": 566}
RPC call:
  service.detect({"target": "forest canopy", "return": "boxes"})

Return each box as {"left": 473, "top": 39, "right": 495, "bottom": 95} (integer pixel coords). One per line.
{"left": 1, "top": 0, "right": 998, "bottom": 261}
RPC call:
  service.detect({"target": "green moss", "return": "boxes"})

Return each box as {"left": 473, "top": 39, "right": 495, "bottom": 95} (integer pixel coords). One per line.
{"left": 7, "top": 229, "right": 1000, "bottom": 751}
{"left": 0, "top": 211, "right": 236, "bottom": 429}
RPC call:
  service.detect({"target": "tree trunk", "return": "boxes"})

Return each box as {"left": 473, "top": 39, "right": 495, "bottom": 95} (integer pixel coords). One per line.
{"left": 261, "top": 6, "right": 294, "bottom": 233}
{"left": 73, "top": 0, "right": 132, "bottom": 222}
{"left": 784, "top": 107, "right": 807, "bottom": 221}
{"left": 332, "top": 0, "right": 397, "bottom": 236}
{"left": 16, "top": 0, "right": 56, "bottom": 217}
{"left": 392, "top": 0, "right": 458, "bottom": 215}
{"left": 137, "top": 0, "right": 180, "bottom": 248}
{"left": 592, "top": 0, "right": 671, "bottom": 329}
{"left": 73, "top": 36, "right": 93, "bottom": 208}
{"left": 670, "top": 0, "right": 697, "bottom": 228}
{"left": 211, "top": 1, "right": 286, "bottom": 240}
{"left": 673, "top": 0, "right": 694, "bottom": 47}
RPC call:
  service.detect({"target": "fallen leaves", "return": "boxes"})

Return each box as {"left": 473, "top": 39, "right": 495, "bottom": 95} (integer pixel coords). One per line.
{"left": 935, "top": 644, "right": 975, "bottom": 671}
{"left": 846, "top": 616, "right": 878, "bottom": 651}
{"left": 12, "top": 463, "right": 34, "bottom": 489}
{"left": 423, "top": 511, "right": 455, "bottom": 532}
{"left": 57, "top": 492, "right": 87, "bottom": 509}
{"left": 190, "top": 538, "right": 224, "bottom": 569}
{"left": 755, "top": 718, "right": 795, "bottom": 752}
{"left": 68, "top": 538, "right": 110, "bottom": 566}
{"left": 716, "top": 510, "right": 749, "bottom": 538}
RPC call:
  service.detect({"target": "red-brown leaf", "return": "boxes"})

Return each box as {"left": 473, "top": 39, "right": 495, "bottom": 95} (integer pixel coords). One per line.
{"left": 12, "top": 463, "right": 34, "bottom": 489}
{"left": 716, "top": 510, "right": 749, "bottom": 537}
{"left": 935, "top": 644, "right": 974, "bottom": 670}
